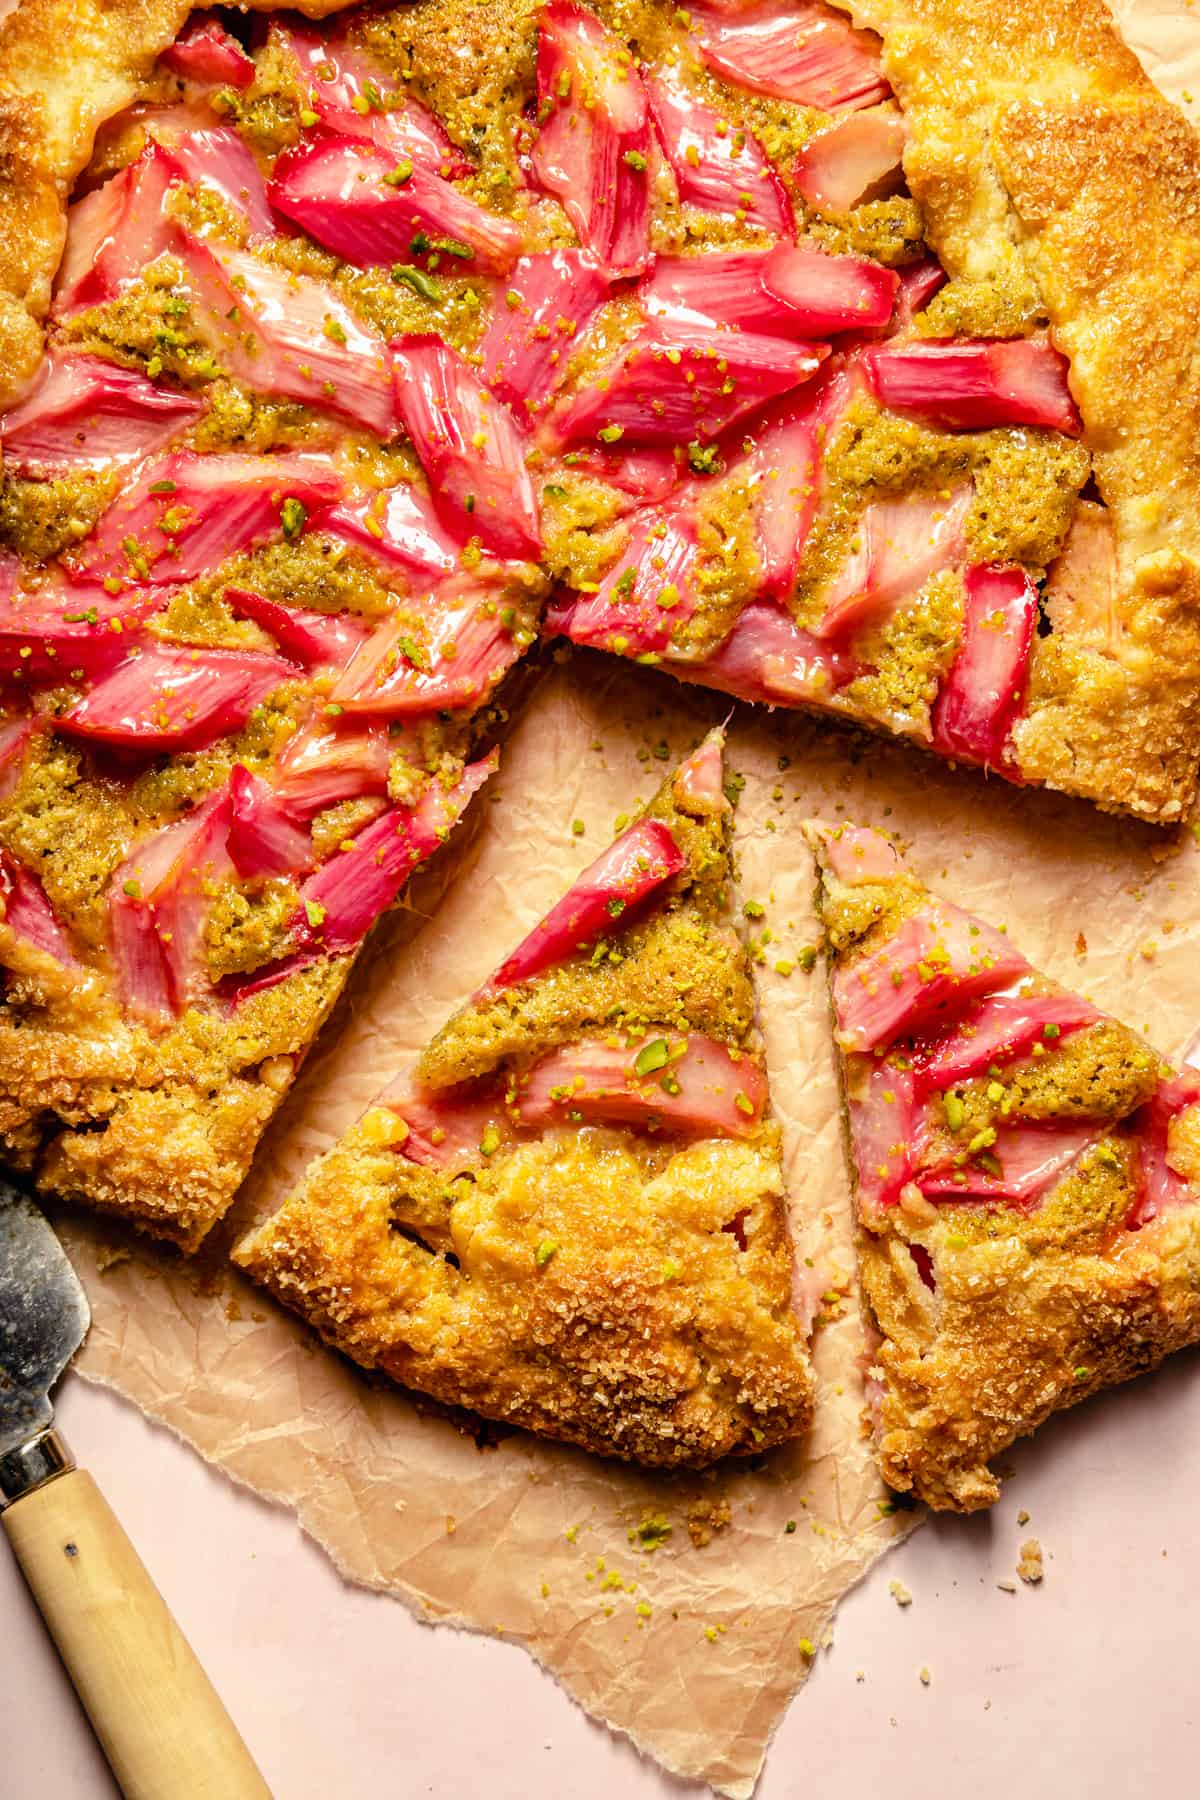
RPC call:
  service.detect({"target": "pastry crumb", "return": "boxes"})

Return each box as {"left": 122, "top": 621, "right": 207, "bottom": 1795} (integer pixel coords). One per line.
{"left": 1017, "top": 1538, "right": 1044, "bottom": 1584}
{"left": 1017, "top": 1508, "right": 1030, "bottom": 1526}
{"left": 888, "top": 1579, "right": 913, "bottom": 1607}
{"left": 919, "top": 1666, "right": 931, "bottom": 1686}
{"left": 996, "top": 1578, "right": 1017, "bottom": 1593}
{"left": 688, "top": 1496, "right": 732, "bottom": 1548}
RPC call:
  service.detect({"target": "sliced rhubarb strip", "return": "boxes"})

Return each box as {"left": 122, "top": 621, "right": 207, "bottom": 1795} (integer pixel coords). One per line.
{"left": 688, "top": 0, "right": 890, "bottom": 110}
{"left": 1126, "top": 1073, "right": 1200, "bottom": 1230}
{"left": 479, "top": 250, "right": 611, "bottom": 417}
{"left": 553, "top": 444, "right": 681, "bottom": 505}
{"left": 67, "top": 451, "right": 341, "bottom": 587}
{"left": 486, "top": 815, "right": 685, "bottom": 991}
{"left": 174, "top": 236, "right": 397, "bottom": 436}
{"left": 1042, "top": 500, "right": 1120, "bottom": 652}
{"left": 832, "top": 904, "right": 1031, "bottom": 1053}
{"left": 810, "top": 820, "right": 903, "bottom": 887}
{"left": 847, "top": 1058, "right": 916, "bottom": 1216}
{"left": 227, "top": 764, "right": 314, "bottom": 882}
{"left": 682, "top": 602, "right": 860, "bottom": 706}
{"left": 552, "top": 321, "right": 827, "bottom": 447}
{"left": 292, "top": 752, "right": 496, "bottom": 958}
{"left": 161, "top": 15, "right": 256, "bottom": 88}
{"left": 0, "top": 354, "right": 204, "bottom": 477}
{"left": 795, "top": 105, "right": 906, "bottom": 213}
{"left": 529, "top": 0, "right": 652, "bottom": 277}
{"left": 0, "top": 717, "right": 34, "bottom": 802}
{"left": 891, "top": 257, "right": 947, "bottom": 331}
{"left": 674, "top": 730, "right": 726, "bottom": 810}
{"left": 548, "top": 499, "right": 702, "bottom": 657}
{"left": 865, "top": 338, "right": 1082, "bottom": 435}
{"left": 0, "top": 585, "right": 157, "bottom": 683}
{"left": 930, "top": 563, "right": 1037, "bottom": 770}
{"left": 109, "top": 786, "right": 234, "bottom": 1020}
{"left": 269, "top": 134, "right": 521, "bottom": 277}
{"left": 0, "top": 850, "right": 78, "bottom": 968}
{"left": 816, "top": 485, "right": 972, "bottom": 641}
{"left": 316, "top": 483, "right": 461, "bottom": 585}
{"left": 737, "top": 403, "right": 821, "bottom": 599}
{"left": 642, "top": 246, "right": 895, "bottom": 338}
{"left": 516, "top": 1031, "right": 767, "bottom": 1138}
{"left": 272, "top": 18, "right": 470, "bottom": 175}
{"left": 273, "top": 713, "right": 391, "bottom": 817}
{"left": 645, "top": 61, "right": 793, "bottom": 237}
{"left": 331, "top": 576, "right": 526, "bottom": 715}
{"left": 225, "top": 588, "right": 370, "bottom": 669}
{"left": 53, "top": 144, "right": 178, "bottom": 317}
{"left": 59, "top": 643, "right": 297, "bottom": 754}
{"left": 918, "top": 1120, "right": 1101, "bottom": 1206}
{"left": 145, "top": 116, "right": 273, "bottom": 238}
{"left": 390, "top": 336, "right": 541, "bottom": 559}
{"left": 913, "top": 993, "right": 1101, "bottom": 1093}
{"left": 386, "top": 1079, "right": 511, "bottom": 1171}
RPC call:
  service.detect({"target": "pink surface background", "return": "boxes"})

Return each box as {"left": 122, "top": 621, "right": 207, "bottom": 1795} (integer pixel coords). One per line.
{"left": 3, "top": 1353, "right": 1197, "bottom": 1797}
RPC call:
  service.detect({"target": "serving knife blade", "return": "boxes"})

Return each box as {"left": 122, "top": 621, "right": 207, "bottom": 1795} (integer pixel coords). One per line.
{"left": 0, "top": 1179, "right": 271, "bottom": 1798}
{"left": 0, "top": 1182, "right": 89, "bottom": 1488}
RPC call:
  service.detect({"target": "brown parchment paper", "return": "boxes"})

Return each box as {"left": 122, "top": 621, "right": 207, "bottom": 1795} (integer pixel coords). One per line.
{"left": 47, "top": 12, "right": 1200, "bottom": 1793}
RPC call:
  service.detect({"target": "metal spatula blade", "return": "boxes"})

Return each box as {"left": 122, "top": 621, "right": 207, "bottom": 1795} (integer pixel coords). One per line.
{"left": 0, "top": 1181, "right": 89, "bottom": 1461}
{"left": 0, "top": 1180, "right": 271, "bottom": 1795}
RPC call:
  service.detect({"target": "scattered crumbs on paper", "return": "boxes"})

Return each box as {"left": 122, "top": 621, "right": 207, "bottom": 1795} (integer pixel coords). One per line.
{"left": 889, "top": 1579, "right": 913, "bottom": 1608}
{"left": 94, "top": 1244, "right": 132, "bottom": 1275}
{"left": 631, "top": 1512, "right": 672, "bottom": 1552}
{"left": 1017, "top": 1509, "right": 1030, "bottom": 1526}
{"left": 445, "top": 1515, "right": 457, "bottom": 1535}
{"left": 996, "top": 1579, "right": 1018, "bottom": 1594}
{"left": 855, "top": 1670, "right": 866, "bottom": 1683}
{"left": 1018, "top": 1539, "right": 1044, "bottom": 1585}
{"left": 688, "top": 1496, "right": 732, "bottom": 1548}
{"left": 919, "top": 1667, "right": 931, "bottom": 1687}
{"left": 984, "top": 1699, "right": 992, "bottom": 1712}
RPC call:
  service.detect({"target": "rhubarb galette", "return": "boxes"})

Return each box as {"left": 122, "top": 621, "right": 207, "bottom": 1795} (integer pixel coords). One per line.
{"left": 1, "top": 0, "right": 1198, "bottom": 1249}
{"left": 807, "top": 819, "right": 1200, "bottom": 1512}
{"left": 235, "top": 732, "right": 813, "bottom": 1465}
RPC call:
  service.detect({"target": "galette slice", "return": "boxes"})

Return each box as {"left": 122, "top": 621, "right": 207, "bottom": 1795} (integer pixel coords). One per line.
{"left": 235, "top": 732, "right": 813, "bottom": 1466}
{"left": 806, "top": 819, "right": 1200, "bottom": 1512}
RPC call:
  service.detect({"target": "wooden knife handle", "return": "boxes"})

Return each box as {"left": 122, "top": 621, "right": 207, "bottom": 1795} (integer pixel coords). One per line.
{"left": 3, "top": 1467, "right": 271, "bottom": 1800}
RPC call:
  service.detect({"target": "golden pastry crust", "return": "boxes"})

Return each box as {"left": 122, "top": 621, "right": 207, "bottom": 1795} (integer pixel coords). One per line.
{"left": 0, "top": 0, "right": 357, "bottom": 407}
{"left": 237, "top": 1116, "right": 811, "bottom": 1465}
{"left": 236, "top": 742, "right": 814, "bottom": 1466}
{"left": 807, "top": 817, "right": 1200, "bottom": 1510}
{"left": 864, "top": 1206, "right": 1200, "bottom": 1510}
{"left": 851, "top": 0, "right": 1200, "bottom": 818}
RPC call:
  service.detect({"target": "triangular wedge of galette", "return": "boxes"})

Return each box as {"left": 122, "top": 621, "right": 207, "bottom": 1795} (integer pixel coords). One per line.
{"left": 805, "top": 819, "right": 1200, "bottom": 1512}
{"left": 235, "top": 732, "right": 813, "bottom": 1465}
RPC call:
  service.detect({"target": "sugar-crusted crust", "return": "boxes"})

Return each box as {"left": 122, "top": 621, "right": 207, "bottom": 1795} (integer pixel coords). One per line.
{"left": 863, "top": 1209, "right": 1200, "bottom": 1510}
{"left": 235, "top": 1114, "right": 813, "bottom": 1466}
{"left": 851, "top": 0, "right": 1200, "bottom": 817}
{"left": 806, "top": 817, "right": 1200, "bottom": 1510}
{"left": 0, "top": 0, "right": 356, "bottom": 408}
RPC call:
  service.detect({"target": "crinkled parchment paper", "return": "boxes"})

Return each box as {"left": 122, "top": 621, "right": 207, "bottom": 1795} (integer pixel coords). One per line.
{"left": 50, "top": 13, "right": 1200, "bottom": 1793}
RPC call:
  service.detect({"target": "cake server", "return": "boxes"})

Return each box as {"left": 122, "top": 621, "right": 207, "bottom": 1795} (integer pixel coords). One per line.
{"left": 0, "top": 1180, "right": 271, "bottom": 1799}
